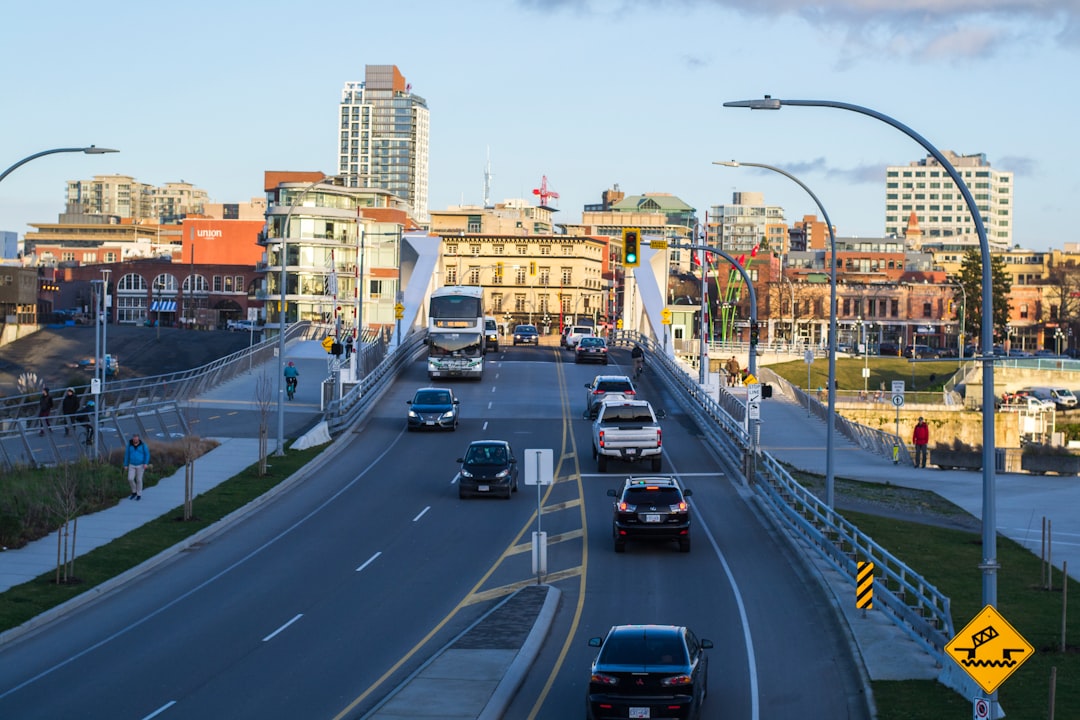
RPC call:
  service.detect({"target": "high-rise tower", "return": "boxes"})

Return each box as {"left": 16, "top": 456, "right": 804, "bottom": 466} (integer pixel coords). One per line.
{"left": 338, "top": 65, "right": 430, "bottom": 223}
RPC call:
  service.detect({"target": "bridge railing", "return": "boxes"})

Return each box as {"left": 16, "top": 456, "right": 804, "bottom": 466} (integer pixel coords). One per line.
{"left": 618, "top": 336, "right": 952, "bottom": 671}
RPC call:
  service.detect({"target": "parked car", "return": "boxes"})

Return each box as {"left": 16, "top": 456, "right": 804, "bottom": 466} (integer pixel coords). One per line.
{"left": 406, "top": 387, "right": 459, "bottom": 431}
{"left": 607, "top": 476, "right": 692, "bottom": 552}
{"left": 878, "top": 342, "right": 901, "bottom": 357}
{"left": 456, "top": 439, "right": 518, "bottom": 499}
{"left": 584, "top": 374, "right": 636, "bottom": 419}
{"left": 575, "top": 336, "right": 609, "bottom": 364}
{"left": 512, "top": 324, "right": 539, "bottom": 345}
{"left": 586, "top": 624, "right": 712, "bottom": 720}
{"left": 904, "top": 344, "right": 941, "bottom": 359}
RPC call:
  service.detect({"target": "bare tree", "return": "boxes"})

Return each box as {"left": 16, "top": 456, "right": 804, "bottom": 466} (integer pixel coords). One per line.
{"left": 254, "top": 370, "right": 275, "bottom": 476}
{"left": 47, "top": 464, "right": 84, "bottom": 585}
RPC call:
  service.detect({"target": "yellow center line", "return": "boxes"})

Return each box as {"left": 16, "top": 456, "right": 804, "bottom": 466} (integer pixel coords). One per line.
{"left": 333, "top": 344, "right": 585, "bottom": 720}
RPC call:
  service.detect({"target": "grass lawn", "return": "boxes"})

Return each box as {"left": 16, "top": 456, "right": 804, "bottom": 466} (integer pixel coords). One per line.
{"left": 765, "top": 356, "right": 963, "bottom": 395}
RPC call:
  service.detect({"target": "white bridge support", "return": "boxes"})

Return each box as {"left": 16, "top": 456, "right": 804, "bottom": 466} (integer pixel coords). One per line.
{"left": 623, "top": 239, "right": 670, "bottom": 356}
{"left": 391, "top": 232, "right": 443, "bottom": 348}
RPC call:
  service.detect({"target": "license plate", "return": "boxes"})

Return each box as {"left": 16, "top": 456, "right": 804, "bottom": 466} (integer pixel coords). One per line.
{"left": 645, "top": 514, "right": 662, "bottom": 523}
{"left": 425, "top": 420, "right": 435, "bottom": 426}
{"left": 626, "top": 448, "right": 637, "bottom": 455}
{"left": 630, "top": 709, "right": 650, "bottom": 719}
{"left": 478, "top": 485, "right": 490, "bottom": 492}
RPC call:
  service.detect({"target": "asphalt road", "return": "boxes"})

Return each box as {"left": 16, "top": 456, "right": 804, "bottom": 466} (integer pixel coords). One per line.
{"left": 0, "top": 347, "right": 868, "bottom": 719}
{"left": 0, "top": 325, "right": 254, "bottom": 396}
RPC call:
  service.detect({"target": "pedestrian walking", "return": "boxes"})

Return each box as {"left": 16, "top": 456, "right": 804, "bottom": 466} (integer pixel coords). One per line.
{"left": 61, "top": 388, "right": 80, "bottom": 435}
{"left": 37, "top": 387, "right": 55, "bottom": 435}
{"left": 123, "top": 434, "right": 151, "bottom": 500}
{"left": 725, "top": 356, "right": 740, "bottom": 387}
{"left": 912, "top": 417, "right": 930, "bottom": 468}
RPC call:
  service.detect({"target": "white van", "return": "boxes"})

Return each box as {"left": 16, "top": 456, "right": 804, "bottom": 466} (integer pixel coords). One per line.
{"left": 1027, "top": 386, "right": 1077, "bottom": 410}
{"left": 484, "top": 316, "right": 499, "bottom": 352}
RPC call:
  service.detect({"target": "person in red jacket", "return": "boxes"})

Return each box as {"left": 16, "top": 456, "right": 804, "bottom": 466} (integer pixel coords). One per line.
{"left": 912, "top": 417, "right": 930, "bottom": 468}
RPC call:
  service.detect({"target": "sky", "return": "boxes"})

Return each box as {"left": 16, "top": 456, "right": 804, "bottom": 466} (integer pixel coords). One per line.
{"left": 2, "top": 0, "right": 1078, "bottom": 251}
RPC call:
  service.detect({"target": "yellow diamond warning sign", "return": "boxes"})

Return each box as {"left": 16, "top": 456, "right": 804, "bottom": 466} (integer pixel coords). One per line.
{"left": 945, "top": 605, "right": 1034, "bottom": 694}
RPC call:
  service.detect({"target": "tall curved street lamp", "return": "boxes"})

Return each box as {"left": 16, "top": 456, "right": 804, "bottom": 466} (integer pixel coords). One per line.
{"left": 715, "top": 160, "right": 839, "bottom": 508}
{"left": 0, "top": 146, "right": 119, "bottom": 184}
{"left": 723, "top": 97, "right": 1000, "bottom": 615}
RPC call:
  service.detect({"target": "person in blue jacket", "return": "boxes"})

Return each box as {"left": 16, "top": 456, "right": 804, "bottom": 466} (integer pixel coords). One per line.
{"left": 123, "top": 434, "right": 151, "bottom": 500}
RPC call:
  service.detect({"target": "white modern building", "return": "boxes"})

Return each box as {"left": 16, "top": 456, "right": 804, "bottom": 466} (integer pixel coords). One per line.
{"left": 707, "top": 191, "right": 787, "bottom": 255}
{"left": 885, "top": 151, "right": 1013, "bottom": 249}
{"left": 337, "top": 65, "right": 430, "bottom": 224}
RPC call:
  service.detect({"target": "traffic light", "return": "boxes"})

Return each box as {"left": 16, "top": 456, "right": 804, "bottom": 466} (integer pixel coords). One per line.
{"left": 496, "top": 261, "right": 503, "bottom": 279}
{"left": 622, "top": 228, "right": 640, "bottom": 268}
{"left": 750, "top": 320, "right": 760, "bottom": 346}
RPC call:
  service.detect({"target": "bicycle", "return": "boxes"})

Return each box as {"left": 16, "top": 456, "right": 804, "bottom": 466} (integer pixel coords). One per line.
{"left": 633, "top": 357, "right": 644, "bottom": 379}
{"left": 286, "top": 376, "right": 297, "bottom": 401}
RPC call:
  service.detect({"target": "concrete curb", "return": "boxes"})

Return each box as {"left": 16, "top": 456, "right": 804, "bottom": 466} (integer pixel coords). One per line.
{"left": 479, "top": 585, "right": 561, "bottom": 720}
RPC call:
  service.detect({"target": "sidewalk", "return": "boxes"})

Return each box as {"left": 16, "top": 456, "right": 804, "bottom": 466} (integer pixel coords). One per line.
{"left": 756, "top": 386, "right": 1080, "bottom": 581}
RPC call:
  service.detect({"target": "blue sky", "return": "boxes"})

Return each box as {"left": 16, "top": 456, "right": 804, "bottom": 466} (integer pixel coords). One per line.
{"left": 2, "top": 0, "right": 1077, "bottom": 250}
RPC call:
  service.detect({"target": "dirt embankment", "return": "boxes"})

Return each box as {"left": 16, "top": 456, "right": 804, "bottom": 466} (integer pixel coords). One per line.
{"left": 0, "top": 325, "right": 253, "bottom": 396}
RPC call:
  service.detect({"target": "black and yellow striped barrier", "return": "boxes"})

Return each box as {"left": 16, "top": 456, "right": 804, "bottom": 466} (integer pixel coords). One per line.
{"left": 856, "top": 561, "right": 874, "bottom": 609}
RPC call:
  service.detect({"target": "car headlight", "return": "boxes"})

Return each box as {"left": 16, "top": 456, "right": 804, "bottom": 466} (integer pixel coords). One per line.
{"left": 408, "top": 410, "right": 420, "bottom": 419}
{"left": 460, "top": 468, "right": 474, "bottom": 478}
{"left": 495, "top": 468, "right": 509, "bottom": 478}
{"left": 440, "top": 410, "right": 455, "bottom": 420}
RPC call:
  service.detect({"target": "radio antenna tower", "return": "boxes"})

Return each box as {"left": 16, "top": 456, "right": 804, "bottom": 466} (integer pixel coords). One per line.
{"left": 483, "top": 148, "right": 494, "bottom": 208}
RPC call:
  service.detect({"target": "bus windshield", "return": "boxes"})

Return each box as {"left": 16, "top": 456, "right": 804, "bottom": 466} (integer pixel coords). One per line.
{"left": 429, "top": 333, "right": 482, "bottom": 357}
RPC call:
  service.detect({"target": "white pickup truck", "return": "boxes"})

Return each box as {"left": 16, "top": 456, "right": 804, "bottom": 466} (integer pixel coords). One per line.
{"left": 591, "top": 399, "right": 665, "bottom": 472}
{"left": 563, "top": 325, "right": 594, "bottom": 350}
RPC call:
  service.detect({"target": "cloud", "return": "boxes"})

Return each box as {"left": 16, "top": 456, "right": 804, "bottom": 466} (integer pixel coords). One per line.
{"left": 518, "top": 0, "right": 1080, "bottom": 58}
{"left": 997, "top": 155, "right": 1036, "bottom": 176}
{"left": 738, "top": 158, "right": 887, "bottom": 184}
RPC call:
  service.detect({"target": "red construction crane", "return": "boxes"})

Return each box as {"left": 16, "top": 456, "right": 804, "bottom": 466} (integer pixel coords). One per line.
{"left": 532, "top": 175, "right": 560, "bottom": 207}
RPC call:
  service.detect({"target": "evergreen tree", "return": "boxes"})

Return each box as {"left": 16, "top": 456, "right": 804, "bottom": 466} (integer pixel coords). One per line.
{"left": 957, "top": 249, "right": 1011, "bottom": 348}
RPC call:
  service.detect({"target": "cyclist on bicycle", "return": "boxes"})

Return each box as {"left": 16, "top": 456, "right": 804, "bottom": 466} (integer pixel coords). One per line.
{"left": 630, "top": 345, "right": 644, "bottom": 377}
{"left": 284, "top": 361, "right": 299, "bottom": 399}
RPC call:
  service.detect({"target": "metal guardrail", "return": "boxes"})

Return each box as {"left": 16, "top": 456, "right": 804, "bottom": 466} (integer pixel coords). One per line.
{"left": 0, "top": 401, "right": 191, "bottom": 471}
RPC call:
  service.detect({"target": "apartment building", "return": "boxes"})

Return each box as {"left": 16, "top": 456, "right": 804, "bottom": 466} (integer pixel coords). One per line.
{"left": 708, "top": 191, "right": 787, "bottom": 256}
{"left": 337, "top": 65, "right": 430, "bottom": 224}
{"left": 884, "top": 151, "right": 1012, "bottom": 250}
{"left": 65, "top": 174, "right": 208, "bottom": 223}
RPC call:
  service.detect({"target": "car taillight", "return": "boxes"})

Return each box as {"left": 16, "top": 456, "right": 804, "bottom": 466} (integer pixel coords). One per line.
{"left": 593, "top": 389, "right": 603, "bottom": 395}
{"left": 598, "top": 430, "right": 605, "bottom": 448}
{"left": 625, "top": 389, "right": 635, "bottom": 395}
{"left": 618, "top": 501, "right": 635, "bottom": 511}
{"left": 656, "top": 428, "right": 662, "bottom": 447}
{"left": 590, "top": 672, "right": 619, "bottom": 686}
{"left": 661, "top": 674, "right": 693, "bottom": 687}
{"left": 672, "top": 501, "right": 687, "bottom": 512}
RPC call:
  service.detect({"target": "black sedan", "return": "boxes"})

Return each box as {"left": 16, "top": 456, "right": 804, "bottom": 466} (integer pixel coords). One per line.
{"left": 575, "top": 336, "right": 609, "bottom": 364}
{"left": 513, "top": 324, "right": 540, "bottom": 345}
{"left": 456, "top": 440, "right": 518, "bottom": 498}
{"left": 406, "top": 387, "right": 459, "bottom": 431}
{"left": 587, "top": 624, "right": 712, "bottom": 720}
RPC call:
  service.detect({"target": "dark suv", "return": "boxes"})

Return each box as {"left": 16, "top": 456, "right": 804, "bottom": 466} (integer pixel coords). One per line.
{"left": 878, "top": 342, "right": 901, "bottom": 357}
{"left": 607, "top": 476, "right": 692, "bottom": 553}
{"left": 584, "top": 375, "right": 636, "bottom": 419}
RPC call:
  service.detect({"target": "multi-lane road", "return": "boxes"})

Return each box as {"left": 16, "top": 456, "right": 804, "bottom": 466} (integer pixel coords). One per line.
{"left": 0, "top": 345, "right": 869, "bottom": 719}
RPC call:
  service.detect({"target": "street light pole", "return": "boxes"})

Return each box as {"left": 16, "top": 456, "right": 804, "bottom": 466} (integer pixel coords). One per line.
{"left": 0, "top": 146, "right": 119, "bottom": 185}
{"left": 714, "top": 160, "right": 839, "bottom": 508}
{"left": 723, "top": 96, "right": 1000, "bottom": 615}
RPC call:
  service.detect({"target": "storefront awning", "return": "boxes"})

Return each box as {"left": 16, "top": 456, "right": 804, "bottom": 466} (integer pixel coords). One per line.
{"left": 150, "top": 300, "right": 177, "bottom": 313}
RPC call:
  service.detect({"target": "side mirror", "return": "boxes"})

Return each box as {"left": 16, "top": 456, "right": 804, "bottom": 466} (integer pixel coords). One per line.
{"left": 588, "top": 637, "right": 603, "bottom": 647}
{"left": 682, "top": 488, "right": 693, "bottom": 497}
{"left": 454, "top": 399, "right": 460, "bottom": 404}
{"left": 509, "top": 458, "right": 517, "bottom": 464}
{"left": 584, "top": 383, "right": 591, "bottom": 389}
{"left": 701, "top": 639, "right": 714, "bottom": 650}
{"left": 406, "top": 400, "right": 413, "bottom": 405}
{"left": 655, "top": 410, "right": 667, "bottom": 419}
{"left": 456, "top": 458, "right": 465, "bottom": 463}
{"left": 606, "top": 489, "right": 617, "bottom": 497}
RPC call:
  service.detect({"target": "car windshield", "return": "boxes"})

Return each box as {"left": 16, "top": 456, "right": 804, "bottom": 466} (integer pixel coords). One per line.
{"left": 600, "top": 631, "right": 688, "bottom": 666}
{"left": 580, "top": 338, "right": 604, "bottom": 347}
{"left": 415, "top": 391, "right": 451, "bottom": 405}
{"left": 466, "top": 445, "right": 507, "bottom": 465}
{"left": 515, "top": 326, "right": 536, "bottom": 333}
{"left": 598, "top": 381, "right": 633, "bottom": 393}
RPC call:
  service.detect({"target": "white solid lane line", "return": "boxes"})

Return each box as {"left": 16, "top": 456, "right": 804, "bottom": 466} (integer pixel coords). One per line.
{"left": 262, "top": 613, "right": 303, "bottom": 642}
{"left": 356, "top": 552, "right": 382, "bottom": 572}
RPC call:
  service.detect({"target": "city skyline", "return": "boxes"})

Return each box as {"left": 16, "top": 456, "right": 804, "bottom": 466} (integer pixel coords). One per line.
{"left": 1, "top": 1, "right": 1077, "bottom": 251}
